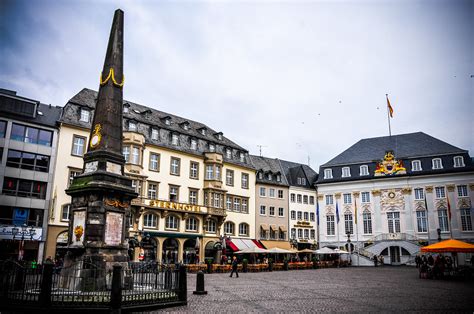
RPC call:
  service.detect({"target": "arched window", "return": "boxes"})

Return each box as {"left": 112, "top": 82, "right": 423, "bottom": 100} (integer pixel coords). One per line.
{"left": 143, "top": 213, "right": 158, "bottom": 228}
{"left": 185, "top": 217, "right": 198, "bottom": 231}
{"left": 239, "top": 223, "right": 249, "bottom": 236}
{"left": 224, "top": 221, "right": 235, "bottom": 235}
{"left": 165, "top": 215, "right": 179, "bottom": 230}
{"left": 206, "top": 219, "right": 217, "bottom": 233}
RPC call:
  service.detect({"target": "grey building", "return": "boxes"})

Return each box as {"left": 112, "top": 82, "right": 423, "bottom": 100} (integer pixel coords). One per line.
{"left": 0, "top": 88, "right": 61, "bottom": 262}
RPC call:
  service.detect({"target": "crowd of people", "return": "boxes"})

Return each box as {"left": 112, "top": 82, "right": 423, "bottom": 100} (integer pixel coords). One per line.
{"left": 416, "top": 254, "right": 454, "bottom": 279}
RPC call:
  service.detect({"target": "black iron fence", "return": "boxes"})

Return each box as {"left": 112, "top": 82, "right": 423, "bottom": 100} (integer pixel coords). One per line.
{"left": 0, "top": 260, "right": 187, "bottom": 312}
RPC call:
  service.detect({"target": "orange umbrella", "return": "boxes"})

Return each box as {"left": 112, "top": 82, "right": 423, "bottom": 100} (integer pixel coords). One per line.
{"left": 420, "top": 239, "right": 474, "bottom": 253}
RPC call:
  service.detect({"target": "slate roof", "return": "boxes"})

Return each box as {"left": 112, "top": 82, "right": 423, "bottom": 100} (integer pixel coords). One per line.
{"left": 278, "top": 159, "right": 318, "bottom": 188}
{"left": 0, "top": 89, "right": 62, "bottom": 128}
{"left": 61, "top": 88, "right": 252, "bottom": 168}
{"left": 318, "top": 132, "right": 473, "bottom": 184}
{"left": 249, "top": 155, "right": 289, "bottom": 186}
{"left": 322, "top": 132, "right": 467, "bottom": 167}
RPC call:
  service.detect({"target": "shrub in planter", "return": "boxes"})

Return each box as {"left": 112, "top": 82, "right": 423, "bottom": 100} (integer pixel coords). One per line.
{"left": 242, "top": 258, "right": 248, "bottom": 273}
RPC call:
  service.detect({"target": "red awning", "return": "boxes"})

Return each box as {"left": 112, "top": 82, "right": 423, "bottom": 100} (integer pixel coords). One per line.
{"left": 253, "top": 239, "right": 265, "bottom": 249}
{"left": 226, "top": 238, "right": 239, "bottom": 251}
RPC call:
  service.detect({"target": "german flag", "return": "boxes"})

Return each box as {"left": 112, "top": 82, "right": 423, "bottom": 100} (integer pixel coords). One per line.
{"left": 386, "top": 95, "right": 394, "bottom": 118}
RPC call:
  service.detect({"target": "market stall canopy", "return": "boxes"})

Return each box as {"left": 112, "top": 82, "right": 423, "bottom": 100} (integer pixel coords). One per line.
{"left": 298, "top": 249, "right": 314, "bottom": 253}
{"left": 334, "top": 248, "right": 349, "bottom": 254}
{"left": 235, "top": 247, "right": 270, "bottom": 254}
{"left": 420, "top": 239, "right": 474, "bottom": 253}
{"left": 314, "top": 247, "right": 336, "bottom": 254}
{"left": 227, "top": 238, "right": 265, "bottom": 251}
{"left": 267, "top": 247, "right": 294, "bottom": 254}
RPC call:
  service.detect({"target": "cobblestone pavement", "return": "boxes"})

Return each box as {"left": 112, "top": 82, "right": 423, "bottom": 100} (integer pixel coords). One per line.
{"left": 144, "top": 267, "right": 474, "bottom": 313}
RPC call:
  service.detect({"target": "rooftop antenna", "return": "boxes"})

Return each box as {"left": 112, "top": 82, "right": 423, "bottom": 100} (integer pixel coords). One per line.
{"left": 257, "top": 145, "right": 267, "bottom": 157}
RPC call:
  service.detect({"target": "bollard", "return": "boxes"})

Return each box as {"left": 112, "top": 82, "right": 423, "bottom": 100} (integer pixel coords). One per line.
{"left": 193, "top": 271, "right": 207, "bottom": 295}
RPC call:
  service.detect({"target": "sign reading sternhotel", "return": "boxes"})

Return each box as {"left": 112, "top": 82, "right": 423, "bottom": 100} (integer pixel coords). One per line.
{"left": 147, "top": 200, "right": 203, "bottom": 213}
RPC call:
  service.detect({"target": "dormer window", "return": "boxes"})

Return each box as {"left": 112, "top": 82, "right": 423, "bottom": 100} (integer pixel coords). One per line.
{"left": 123, "top": 104, "right": 129, "bottom": 113}
{"left": 215, "top": 132, "right": 223, "bottom": 140}
{"left": 190, "top": 138, "right": 197, "bottom": 150}
{"left": 324, "top": 169, "right": 333, "bottom": 179}
{"left": 432, "top": 158, "right": 443, "bottom": 170}
{"left": 342, "top": 167, "right": 351, "bottom": 177}
{"left": 240, "top": 152, "right": 245, "bottom": 162}
{"left": 171, "top": 133, "right": 179, "bottom": 146}
{"left": 267, "top": 173, "right": 272, "bottom": 180}
{"left": 162, "top": 116, "right": 172, "bottom": 125}
{"left": 209, "top": 143, "right": 215, "bottom": 152}
{"left": 151, "top": 128, "right": 159, "bottom": 140}
{"left": 276, "top": 174, "right": 281, "bottom": 182}
{"left": 297, "top": 177, "right": 306, "bottom": 185}
{"left": 181, "top": 122, "right": 190, "bottom": 130}
{"left": 258, "top": 172, "right": 263, "bottom": 179}
{"left": 453, "top": 156, "right": 465, "bottom": 168}
{"left": 412, "top": 160, "right": 422, "bottom": 171}
{"left": 359, "top": 165, "right": 369, "bottom": 176}
{"left": 200, "top": 128, "right": 207, "bottom": 136}
{"left": 226, "top": 148, "right": 232, "bottom": 159}
{"left": 128, "top": 121, "right": 137, "bottom": 131}
{"left": 80, "top": 108, "right": 90, "bottom": 122}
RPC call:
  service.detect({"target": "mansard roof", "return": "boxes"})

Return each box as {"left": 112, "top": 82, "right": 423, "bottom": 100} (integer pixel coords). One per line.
{"left": 318, "top": 132, "right": 473, "bottom": 184}
{"left": 249, "top": 155, "right": 289, "bottom": 186}
{"left": 61, "top": 88, "right": 252, "bottom": 168}
{"left": 279, "top": 159, "right": 318, "bottom": 188}
{"left": 322, "top": 132, "right": 467, "bottom": 167}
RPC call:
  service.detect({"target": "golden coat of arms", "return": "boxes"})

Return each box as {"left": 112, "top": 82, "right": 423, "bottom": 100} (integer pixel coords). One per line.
{"left": 374, "top": 151, "right": 406, "bottom": 176}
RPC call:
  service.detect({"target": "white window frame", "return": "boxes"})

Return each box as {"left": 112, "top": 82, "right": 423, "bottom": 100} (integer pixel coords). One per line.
{"left": 278, "top": 190, "right": 284, "bottom": 199}
{"left": 171, "top": 133, "right": 179, "bottom": 146}
{"left": 226, "top": 148, "right": 232, "bottom": 159}
{"left": 412, "top": 160, "right": 422, "bottom": 171}
{"left": 326, "top": 194, "right": 334, "bottom": 205}
{"left": 435, "top": 186, "right": 446, "bottom": 199}
{"left": 269, "top": 188, "right": 275, "bottom": 198}
{"left": 259, "top": 187, "right": 266, "bottom": 197}
{"left": 291, "top": 210, "right": 296, "bottom": 220}
{"left": 123, "top": 146, "right": 130, "bottom": 162}
{"left": 239, "top": 223, "right": 249, "bottom": 236}
{"left": 414, "top": 188, "right": 425, "bottom": 200}
{"left": 260, "top": 205, "right": 266, "bottom": 215}
{"left": 129, "top": 121, "right": 137, "bottom": 131}
{"left": 148, "top": 183, "right": 158, "bottom": 199}
{"left": 460, "top": 208, "right": 473, "bottom": 231}
{"left": 190, "top": 162, "right": 199, "bottom": 179}
{"left": 457, "top": 185, "right": 468, "bottom": 197}
{"left": 186, "top": 217, "right": 198, "bottom": 231}
{"left": 327, "top": 215, "right": 335, "bottom": 235}
{"left": 361, "top": 192, "right": 370, "bottom": 203}
{"left": 131, "top": 147, "right": 140, "bottom": 165}
{"left": 165, "top": 215, "right": 179, "bottom": 230}
{"left": 80, "top": 108, "right": 90, "bottom": 122}
{"left": 170, "top": 157, "right": 180, "bottom": 175}
{"left": 453, "top": 156, "right": 465, "bottom": 168}
{"left": 278, "top": 207, "right": 284, "bottom": 217}
{"left": 190, "top": 138, "right": 197, "bottom": 150}
{"left": 151, "top": 128, "right": 159, "bottom": 140}
{"left": 143, "top": 213, "right": 158, "bottom": 228}
{"left": 432, "top": 158, "right": 443, "bottom": 170}
{"left": 61, "top": 204, "right": 71, "bottom": 221}
{"left": 343, "top": 193, "right": 352, "bottom": 204}
{"left": 342, "top": 167, "right": 351, "bottom": 178}
{"left": 224, "top": 221, "right": 235, "bottom": 235}
{"left": 324, "top": 169, "right": 333, "bottom": 179}
{"left": 359, "top": 165, "right": 369, "bottom": 176}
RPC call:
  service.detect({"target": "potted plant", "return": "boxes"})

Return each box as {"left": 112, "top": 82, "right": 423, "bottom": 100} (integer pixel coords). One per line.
{"left": 268, "top": 258, "right": 273, "bottom": 272}
{"left": 283, "top": 258, "right": 289, "bottom": 271}
{"left": 242, "top": 258, "right": 248, "bottom": 273}
{"left": 312, "top": 256, "right": 318, "bottom": 269}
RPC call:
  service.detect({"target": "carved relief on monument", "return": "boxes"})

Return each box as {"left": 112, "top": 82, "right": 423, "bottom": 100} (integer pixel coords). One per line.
{"left": 380, "top": 189, "right": 405, "bottom": 212}
{"left": 105, "top": 212, "right": 123, "bottom": 246}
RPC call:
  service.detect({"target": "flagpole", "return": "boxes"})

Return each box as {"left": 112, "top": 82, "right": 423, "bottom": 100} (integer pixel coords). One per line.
{"left": 355, "top": 198, "right": 360, "bottom": 266}
{"left": 386, "top": 94, "right": 392, "bottom": 137}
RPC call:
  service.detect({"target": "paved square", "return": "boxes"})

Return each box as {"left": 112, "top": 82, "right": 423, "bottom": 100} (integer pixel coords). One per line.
{"left": 150, "top": 267, "right": 474, "bottom": 313}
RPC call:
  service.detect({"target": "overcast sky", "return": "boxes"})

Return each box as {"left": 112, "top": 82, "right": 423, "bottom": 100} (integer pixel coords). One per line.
{"left": 1, "top": 0, "right": 472, "bottom": 170}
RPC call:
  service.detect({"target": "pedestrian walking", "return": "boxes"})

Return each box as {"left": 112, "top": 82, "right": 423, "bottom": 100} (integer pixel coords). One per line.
{"left": 373, "top": 254, "right": 378, "bottom": 267}
{"left": 229, "top": 256, "right": 239, "bottom": 278}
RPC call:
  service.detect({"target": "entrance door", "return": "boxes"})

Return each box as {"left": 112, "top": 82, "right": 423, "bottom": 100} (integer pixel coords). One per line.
{"left": 389, "top": 246, "right": 400, "bottom": 264}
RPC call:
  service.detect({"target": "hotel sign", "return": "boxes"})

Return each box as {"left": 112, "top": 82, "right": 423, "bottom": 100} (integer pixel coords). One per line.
{"left": 294, "top": 221, "right": 313, "bottom": 228}
{"left": 148, "top": 200, "right": 203, "bottom": 213}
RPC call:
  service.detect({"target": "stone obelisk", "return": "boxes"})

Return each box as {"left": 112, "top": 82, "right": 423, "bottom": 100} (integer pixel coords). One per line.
{"left": 66, "top": 9, "right": 137, "bottom": 276}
